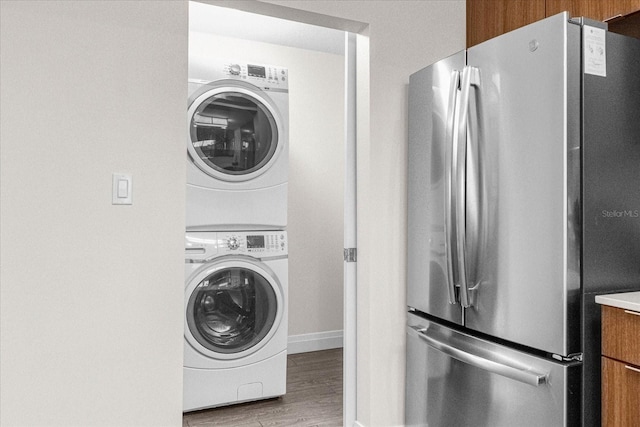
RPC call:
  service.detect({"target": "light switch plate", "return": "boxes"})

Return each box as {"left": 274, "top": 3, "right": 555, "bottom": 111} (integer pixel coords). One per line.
{"left": 112, "top": 173, "right": 132, "bottom": 205}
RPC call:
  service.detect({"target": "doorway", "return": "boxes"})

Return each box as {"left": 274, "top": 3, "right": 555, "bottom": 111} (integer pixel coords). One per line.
{"left": 185, "top": 2, "right": 363, "bottom": 425}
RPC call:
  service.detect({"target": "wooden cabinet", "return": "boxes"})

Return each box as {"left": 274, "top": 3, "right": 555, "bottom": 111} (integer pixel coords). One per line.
{"left": 601, "top": 305, "right": 640, "bottom": 427}
{"left": 607, "top": 9, "right": 640, "bottom": 40}
{"left": 467, "top": 0, "right": 640, "bottom": 47}
{"left": 466, "top": 0, "right": 545, "bottom": 48}
{"left": 546, "top": 0, "right": 640, "bottom": 21}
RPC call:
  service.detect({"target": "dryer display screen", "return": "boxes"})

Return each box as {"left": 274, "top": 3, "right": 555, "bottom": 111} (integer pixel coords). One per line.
{"left": 247, "top": 235, "right": 265, "bottom": 249}
{"left": 248, "top": 65, "right": 266, "bottom": 78}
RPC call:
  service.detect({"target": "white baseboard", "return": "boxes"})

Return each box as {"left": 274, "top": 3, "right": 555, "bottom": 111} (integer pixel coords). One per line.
{"left": 288, "top": 330, "right": 343, "bottom": 354}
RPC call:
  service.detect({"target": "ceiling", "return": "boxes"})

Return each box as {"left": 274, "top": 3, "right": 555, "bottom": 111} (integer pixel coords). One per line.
{"left": 189, "top": 2, "right": 346, "bottom": 55}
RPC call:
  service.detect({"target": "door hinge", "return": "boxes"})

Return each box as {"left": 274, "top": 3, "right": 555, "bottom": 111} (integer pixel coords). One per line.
{"left": 344, "top": 248, "right": 357, "bottom": 263}
{"left": 552, "top": 352, "right": 583, "bottom": 363}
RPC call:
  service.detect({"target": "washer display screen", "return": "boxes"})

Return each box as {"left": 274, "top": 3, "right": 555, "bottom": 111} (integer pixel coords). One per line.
{"left": 247, "top": 235, "right": 265, "bottom": 249}
{"left": 248, "top": 65, "right": 266, "bottom": 78}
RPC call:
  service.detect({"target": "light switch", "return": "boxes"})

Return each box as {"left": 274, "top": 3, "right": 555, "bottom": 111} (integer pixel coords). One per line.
{"left": 117, "top": 179, "right": 128, "bottom": 198}
{"left": 112, "top": 173, "right": 132, "bottom": 205}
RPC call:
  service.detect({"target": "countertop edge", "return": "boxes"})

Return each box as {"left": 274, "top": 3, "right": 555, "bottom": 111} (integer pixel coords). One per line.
{"left": 595, "top": 291, "right": 640, "bottom": 312}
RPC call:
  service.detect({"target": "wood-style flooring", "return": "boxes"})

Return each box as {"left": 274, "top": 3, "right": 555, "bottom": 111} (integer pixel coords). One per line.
{"left": 183, "top": 348, "right": 343, "bottom": 427}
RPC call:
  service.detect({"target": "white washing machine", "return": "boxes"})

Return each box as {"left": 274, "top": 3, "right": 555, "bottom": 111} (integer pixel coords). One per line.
{"left": 183, "top": 230, "right": 288, "bottom": 412}
{"left": 186, "top": 57, "right": 289, "bottom": 231}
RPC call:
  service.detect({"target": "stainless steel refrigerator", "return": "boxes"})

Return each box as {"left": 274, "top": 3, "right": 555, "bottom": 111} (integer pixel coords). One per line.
{"left": 406, "top": 12, "right": 640, "bottom": 427}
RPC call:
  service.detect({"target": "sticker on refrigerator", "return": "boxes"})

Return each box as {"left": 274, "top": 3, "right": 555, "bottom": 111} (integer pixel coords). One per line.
{"left": 584, "top": 26, "right": 606, "bottom": 77}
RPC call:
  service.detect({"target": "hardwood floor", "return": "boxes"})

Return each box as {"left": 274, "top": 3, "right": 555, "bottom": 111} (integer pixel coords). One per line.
{"left": 183, "top": 348, "right": 343, "bottom": 427}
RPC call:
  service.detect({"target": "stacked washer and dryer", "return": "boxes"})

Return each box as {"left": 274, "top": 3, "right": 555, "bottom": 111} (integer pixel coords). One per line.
{"left": 183, "top": 58, "right": 290, "bottom": 412}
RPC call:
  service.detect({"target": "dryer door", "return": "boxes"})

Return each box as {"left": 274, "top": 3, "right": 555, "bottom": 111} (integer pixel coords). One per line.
{"left": 187, "top": 85, "right": 283, "bottom": 182}
{"left": 185, "top": 258, "right": 284, "bottom": 360}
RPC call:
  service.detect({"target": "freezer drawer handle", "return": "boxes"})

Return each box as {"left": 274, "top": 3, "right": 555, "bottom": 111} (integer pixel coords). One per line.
{"left": 412, "top": 326, "right": 548, "bottom": 387}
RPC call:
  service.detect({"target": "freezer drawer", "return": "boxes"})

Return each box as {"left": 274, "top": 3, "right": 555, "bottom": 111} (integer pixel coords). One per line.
{"left": 405, "top": 314, "right": 581, "bottom": 427}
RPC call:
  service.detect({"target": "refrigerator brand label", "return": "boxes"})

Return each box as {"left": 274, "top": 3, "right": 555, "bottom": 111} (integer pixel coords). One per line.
{"left": 584, "top": 26, "right": 606, "bottom": 77}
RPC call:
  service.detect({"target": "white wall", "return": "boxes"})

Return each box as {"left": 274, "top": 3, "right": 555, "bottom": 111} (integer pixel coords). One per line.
{"left": 188, "top": 29, "right": 345, "bottom": 344}
{"left": 0, "top": 1, "right": 187, "bottom": 426}
{"left": 258, "top": 1, "right": 466, "bottom": 426}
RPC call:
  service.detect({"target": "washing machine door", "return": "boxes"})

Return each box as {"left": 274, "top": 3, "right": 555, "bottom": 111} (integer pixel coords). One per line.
{"left": 187, "top": 82, "right": 283, "bottom": 183}
{"left": 184, "top": 258, "right": 284, "bottom": 360}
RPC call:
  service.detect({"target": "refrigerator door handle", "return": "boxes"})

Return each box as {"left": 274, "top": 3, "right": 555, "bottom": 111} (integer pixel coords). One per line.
{"left": 455, "top": 66, "right": 480, "bottom": 308}
{"left": 410, "top": 325, "right": 549, "bottom": 387}
{"left": 444, "top": 69, "right": 461, "bottom": 305}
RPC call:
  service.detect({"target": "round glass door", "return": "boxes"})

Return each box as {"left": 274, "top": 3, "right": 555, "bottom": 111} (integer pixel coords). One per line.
{"left": 188, "top": 87, "right": 279, "bottom": 181}
{"left": 186, "top": 264, "right": 279, "bottom": 355}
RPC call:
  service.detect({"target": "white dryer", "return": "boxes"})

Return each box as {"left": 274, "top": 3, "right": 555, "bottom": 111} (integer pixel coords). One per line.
{"left": 183, "top": 231, "right": 288, "bottom": 412}
{"left": 187, "top": 58, "right": 289, "bottom": 231}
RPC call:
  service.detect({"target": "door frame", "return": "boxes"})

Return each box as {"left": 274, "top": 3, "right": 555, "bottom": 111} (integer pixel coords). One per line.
{"left": 343, "top": 31, "right": 358, "bottom": 427}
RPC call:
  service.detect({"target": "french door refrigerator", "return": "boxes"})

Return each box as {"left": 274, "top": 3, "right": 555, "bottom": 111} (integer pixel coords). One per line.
{"left": 406, "top": 12, "right": 640, "bottom": 427}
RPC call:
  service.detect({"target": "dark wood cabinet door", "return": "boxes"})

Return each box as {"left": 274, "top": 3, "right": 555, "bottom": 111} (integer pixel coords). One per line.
{"left": 546, "top": 0, "right": 640, "bottom": 21}
{"left": 602, "top": 356, "right": 640, "bottom": 427}
{"left": 466, "top": 0, "right": 545, "bottom": 47}
{"left": 608, "top": 9, "right": 640, "bottom": 39}
{"left": 467, "top": 0, "right": 640, "bottom": 47}
{"left": 602, "top": 305, "right": 640, "bottom": 367}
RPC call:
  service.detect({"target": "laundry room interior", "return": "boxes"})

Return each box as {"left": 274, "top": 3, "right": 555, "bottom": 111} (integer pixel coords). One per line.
{"left": 183, "top": 0, "right": 348, "bottom": 418}
{"left": 188, "top": 2, "right": 347, "bottom": 355}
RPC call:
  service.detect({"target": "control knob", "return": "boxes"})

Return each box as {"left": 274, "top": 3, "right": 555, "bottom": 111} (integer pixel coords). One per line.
{"left": 229, "top": 64, "right": 241, "bottom": 75}
{"left": 227, "top": 237, "right": 240, "bottom": 250}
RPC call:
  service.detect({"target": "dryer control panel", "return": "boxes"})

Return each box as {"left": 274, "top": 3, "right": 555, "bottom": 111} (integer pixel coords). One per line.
{"left": 222, "top": 61, "right": 289, "bottom": 91}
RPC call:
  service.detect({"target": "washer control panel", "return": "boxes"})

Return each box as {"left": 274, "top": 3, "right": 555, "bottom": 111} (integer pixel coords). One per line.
{"left": 220, "top": 231, "right": 287, "bottom": 255}
{"left": 185, "top": 231, "right": 288, "bottom": 261}
{"left": 221, "top": 61, "right": 288, "bottom": 91}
